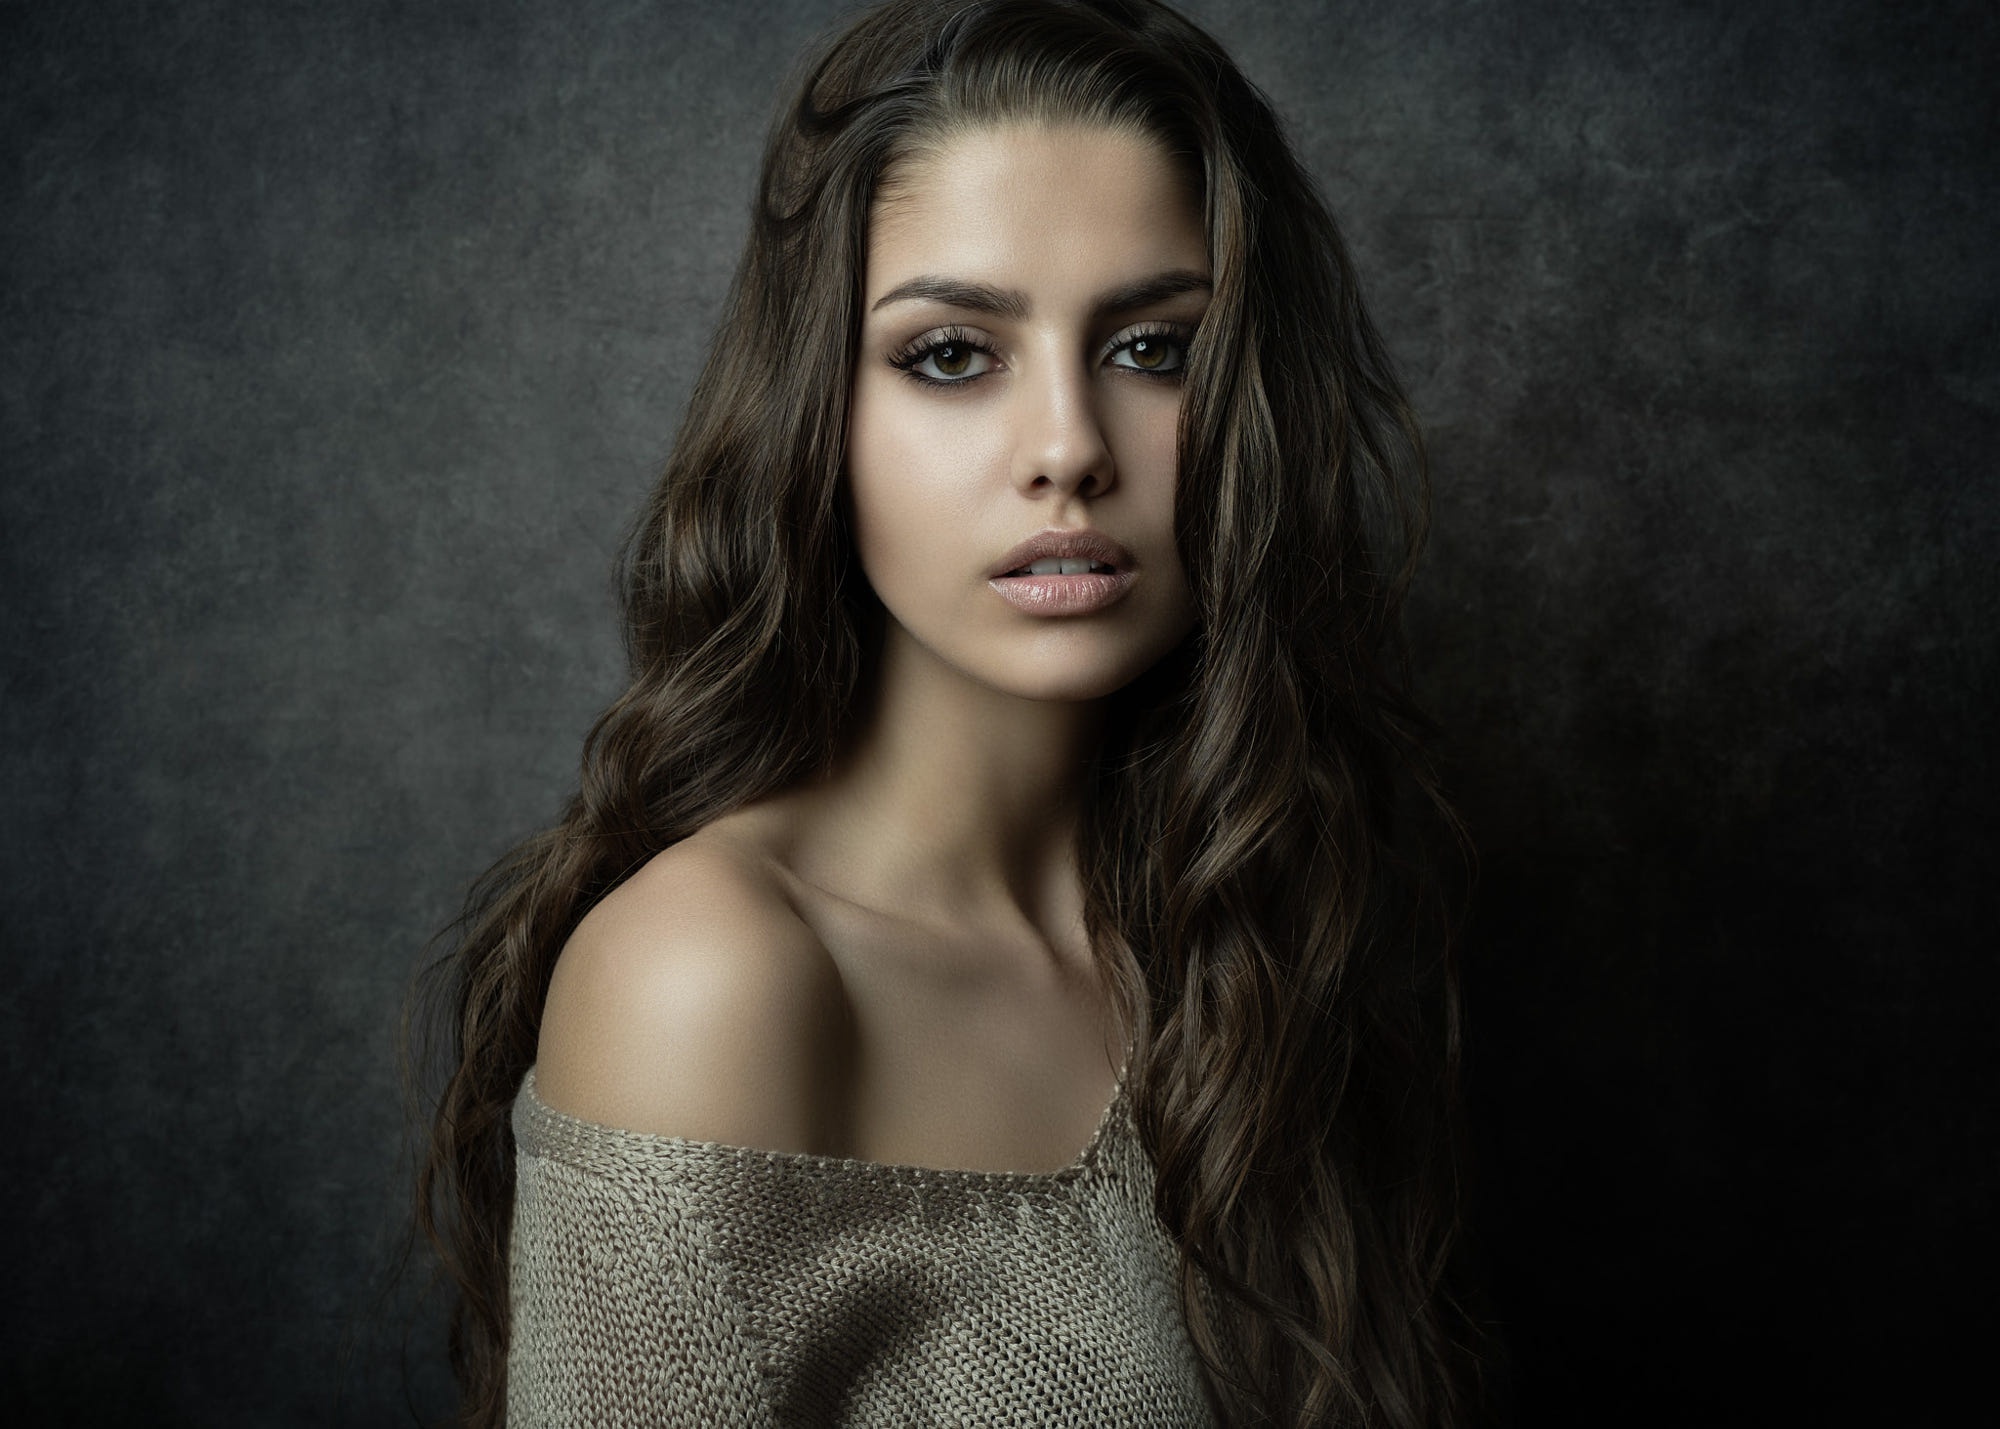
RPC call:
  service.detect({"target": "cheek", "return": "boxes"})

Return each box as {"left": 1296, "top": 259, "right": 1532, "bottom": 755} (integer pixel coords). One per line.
{"left": 847, "top": 391, "right": 954, "bottom": 594}
{"left": 844, "top": 381, "right": 908, "bottom": 577}
{"left": 846, "top": 379, "right": 999, "bottom": 579}
{"left": 1106, "top": 406, "right": 1194, "bottom": 612}
{"left": 1105, "top": 402, "right": 1182, "bottom": 512}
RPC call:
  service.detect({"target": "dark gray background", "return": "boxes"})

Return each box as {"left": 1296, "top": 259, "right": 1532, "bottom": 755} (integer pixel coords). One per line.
{"left": 4, "top": 1, "right": 1993, "bottom": 1424}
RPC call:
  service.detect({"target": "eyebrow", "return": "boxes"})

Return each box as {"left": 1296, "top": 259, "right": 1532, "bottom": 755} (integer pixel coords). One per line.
{"left": 868, "top": 268, "right": 1212, "bottom": 319}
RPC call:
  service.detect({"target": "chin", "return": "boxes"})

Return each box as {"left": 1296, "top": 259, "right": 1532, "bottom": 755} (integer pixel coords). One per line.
{"left": 887, "top": 608, "right": 1191, "bottom": 706}
{"left": 991, "top": 666, "right": 1149, "bottom": 703}
{"left": 971, "top": 638, "right": 1178, "bottom": 704}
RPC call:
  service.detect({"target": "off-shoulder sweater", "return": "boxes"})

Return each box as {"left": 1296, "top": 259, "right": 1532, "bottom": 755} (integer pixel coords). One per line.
{"left": 506, "top": 1064, "right": 1221, "bottom": 1427}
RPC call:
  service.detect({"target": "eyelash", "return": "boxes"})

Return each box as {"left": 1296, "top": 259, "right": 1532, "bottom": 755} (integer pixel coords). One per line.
{"left": 885, "top": 326, "right": 985, "bottom": 387}
{"left": 887, "top": 322, "right": 1196, "bottom": 389}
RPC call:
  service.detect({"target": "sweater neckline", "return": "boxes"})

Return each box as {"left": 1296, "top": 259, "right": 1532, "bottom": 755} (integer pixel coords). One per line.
{"left": 516, "top": 1059, "right": 1132, "bottom": 1189}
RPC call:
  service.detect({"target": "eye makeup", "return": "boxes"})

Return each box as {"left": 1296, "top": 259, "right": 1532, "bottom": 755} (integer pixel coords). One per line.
{"left": 1102, "top": 321, "right": 1195, "bottom": 374}
{"left": 887, "top": 325, "right": 998, "bottom": 387}
{"left": 884, "top": 320, "right": 1199, "bottom": 389}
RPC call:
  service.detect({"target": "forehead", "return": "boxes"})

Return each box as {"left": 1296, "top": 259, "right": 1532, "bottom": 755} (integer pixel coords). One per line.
{"left": 863, "top": 123, "right": 1207, "bottom": 302}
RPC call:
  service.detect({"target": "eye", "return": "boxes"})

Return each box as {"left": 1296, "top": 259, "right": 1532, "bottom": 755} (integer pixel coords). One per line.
{"left": 919, "top": 341, "right": 991, "bottom": 380}
{"left": 1106, "top": 324, "right": 1193, "bottom": 376}
{"left": 890, "top": 328, "right": 1000, "bottom": 387}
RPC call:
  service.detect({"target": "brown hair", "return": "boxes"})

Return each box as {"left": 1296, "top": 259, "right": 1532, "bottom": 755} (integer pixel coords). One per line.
{"left": 404, "top": 1, "right": 1488, "bottom": 1423}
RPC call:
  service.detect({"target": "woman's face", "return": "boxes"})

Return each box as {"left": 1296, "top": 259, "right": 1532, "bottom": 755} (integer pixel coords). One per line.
{"left": 847, "top": 122, "right": 1206, "bottom": 704}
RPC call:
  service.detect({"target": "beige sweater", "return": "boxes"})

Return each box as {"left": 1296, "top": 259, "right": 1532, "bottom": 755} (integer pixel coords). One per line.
{"left": 506, "top": 1064, "right": 1221, "bottom": 1426}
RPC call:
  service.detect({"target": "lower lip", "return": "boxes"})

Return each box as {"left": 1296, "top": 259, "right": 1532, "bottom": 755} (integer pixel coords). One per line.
{"left": 987, "top": 570, "right": 1136, "bottom": 616}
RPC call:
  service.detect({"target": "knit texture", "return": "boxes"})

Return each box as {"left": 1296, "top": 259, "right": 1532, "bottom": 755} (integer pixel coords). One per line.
{"left": 507, "top": 1063, "right": 1222, "bottom": 1427}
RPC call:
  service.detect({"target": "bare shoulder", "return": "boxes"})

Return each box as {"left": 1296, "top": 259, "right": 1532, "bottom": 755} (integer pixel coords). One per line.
{"left": 533, "top": 827, "right": 850, "bottom": 1152}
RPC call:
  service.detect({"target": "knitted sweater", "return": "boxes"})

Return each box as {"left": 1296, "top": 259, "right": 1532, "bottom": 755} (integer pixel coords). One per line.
{"left": 506, "top": 1063, "right": 1222, "bottom": 1427}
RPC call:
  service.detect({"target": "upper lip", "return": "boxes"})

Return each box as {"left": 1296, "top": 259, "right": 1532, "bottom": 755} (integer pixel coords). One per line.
{"left": 987, "top": 528, "right": 1136, "bottom": 578}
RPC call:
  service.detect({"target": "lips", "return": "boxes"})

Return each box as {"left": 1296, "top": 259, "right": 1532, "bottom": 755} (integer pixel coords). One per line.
{"left": 988, "top": 568, "right": 1134, "bottom": 616}
{"left": 986, "top": 528, "right": 1135, "bottom": 580}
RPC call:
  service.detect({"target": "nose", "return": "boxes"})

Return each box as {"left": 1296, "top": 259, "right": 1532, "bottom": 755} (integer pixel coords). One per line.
{"left": 1010, "top": 356, "right": 1116, "bottom": 500}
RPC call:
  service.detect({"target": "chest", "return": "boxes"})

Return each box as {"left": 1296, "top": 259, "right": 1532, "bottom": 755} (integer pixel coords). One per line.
{"left": 694, "top": 1163, "right": 1217, "bottom": 1427}
{"left": 791, "top": 893, "right": 1128, "bottom": 1175}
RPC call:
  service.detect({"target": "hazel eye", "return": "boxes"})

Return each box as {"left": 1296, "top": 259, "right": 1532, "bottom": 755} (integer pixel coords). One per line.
{"left": 892, "top": 330, "right": 999, "bottom": 386}
{"left": 930, "top": 342, "right": 976, "bottom": 377}
{"left": 1108, "top": 329, "right": 1190, "bottom": 375}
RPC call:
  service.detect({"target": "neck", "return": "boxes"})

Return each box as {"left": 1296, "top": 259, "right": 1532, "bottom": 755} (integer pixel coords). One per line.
{"left": 795, "top": 623, "right": 1107, "bottom": 941}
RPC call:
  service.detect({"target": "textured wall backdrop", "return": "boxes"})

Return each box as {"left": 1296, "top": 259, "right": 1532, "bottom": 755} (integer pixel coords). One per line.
{"left": 3, "top": 1, "right": 1992, "bottom": 1424}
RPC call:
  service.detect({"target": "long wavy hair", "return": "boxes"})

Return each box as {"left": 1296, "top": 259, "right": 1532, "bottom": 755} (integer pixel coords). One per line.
{"left": 404, "top": 0, "right": 1487, "bottom": 1424}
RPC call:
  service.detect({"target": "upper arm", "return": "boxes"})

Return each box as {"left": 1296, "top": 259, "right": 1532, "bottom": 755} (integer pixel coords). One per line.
{"left": 533, "top": 838, "right": 850, "bottom": 1154}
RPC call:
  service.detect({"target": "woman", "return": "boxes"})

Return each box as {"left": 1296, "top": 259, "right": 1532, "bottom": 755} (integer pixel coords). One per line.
{"left": 409, "top": 0, "right": 1485, "bottom": 1423}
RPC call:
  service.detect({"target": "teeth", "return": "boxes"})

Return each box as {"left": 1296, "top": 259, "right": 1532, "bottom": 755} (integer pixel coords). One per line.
{"left": 1022, "top": 557, "right": 1110, "bottom": 575}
